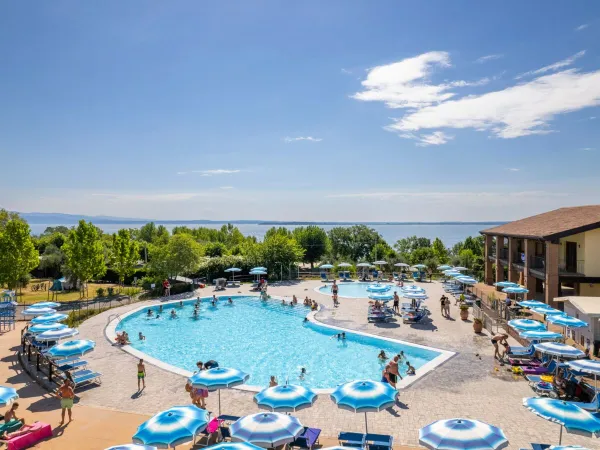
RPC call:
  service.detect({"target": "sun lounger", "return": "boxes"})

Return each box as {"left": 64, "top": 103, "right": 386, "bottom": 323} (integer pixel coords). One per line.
{"left": 522, "top": 360, "right": 557, "bottom": 376}
{"left": 530, "top": 380, "right": 558, "bottom": 398}
{"left": 569, "top": 394, "right": 600, "bottom": 412}
{"left": 344, "top": 272, "right": 352, "bottom": 281}
{"left": 508, "top": 357, "right": 542, "bottom": 366}
{"left": 402, "top": 308, "right": 429, "bottom": 324}
{"left": 320, "top": 273, "right": 329, "bottom": 282}
{"left": 5, "top": 422, "right": 52, "bottom": 450}
{"left": 366, "top": 433, "right": 393, "bottom": 450}
{"left": 65, "top": 369, "right": 102, "bottom": 388}
{"left": 368, "top": 311, "right": 393, "bottom": 323}
{"left": 56, "top": 359, "right": 88, "bottom": 372}
{"left": 216, "top": 414, "right": 240, "bottom": 442}
{"left": 530, "top": 444, "right": 551, "bottom": 450}
{"left": 338, "top": 431, "right": 366, "bottom": 448}
{"left": 290, "top": 426, "right": 321, "bottom": 450}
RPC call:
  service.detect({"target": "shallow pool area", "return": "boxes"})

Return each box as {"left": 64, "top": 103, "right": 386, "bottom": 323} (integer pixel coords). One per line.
{"left": 318, "top": 282, "right": 409, "bottom": 299}
{"left": 115, "top": 296, "right": 451, "bottom": 390}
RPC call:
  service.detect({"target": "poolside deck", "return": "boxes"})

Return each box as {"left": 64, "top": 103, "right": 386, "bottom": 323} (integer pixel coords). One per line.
{"left": 3, "top": 279, "right": 599, "bottom": 449}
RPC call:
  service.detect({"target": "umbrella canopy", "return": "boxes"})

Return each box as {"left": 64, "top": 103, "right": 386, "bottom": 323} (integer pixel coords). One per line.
{"left": 133, "top": 405, "right": 210, "bottom": 448}
{"left": 250, "top": 270, "right": 267, "bottom": 276}
{"left": 412, "top": 264, "right": 427, "bottom": 269}
{"left": 356, "top": 262, "right": 371, "bottom": 267}
{"left": 394, "top": 263, "right": 410, "bottom": 267}
{"left": 402, "top": 292, "right": 428, "bottom": 300}
{"left": 46, "top": 339, "right": 96, "bottom": 358}
{"left": 22, "top": 307, "right": 56, "bottom": 316}
{"left": 338, "top": 262, "right": 352, "bottom": 268}
{"left": 31, "top": 313, "right": 68, "bottom": 324}
{"left": 204, "top": 443, "right": 264, "bottom": 450}
{"left": 36, "top": 327, "right": 79, "bottom": 341}
{"left": 531, "top": 306, "right": 565, "bottom": 316}
{"left": 508, "top": 319, "right": 546, "bottom": 331}
{"left": 519, "top": 330, "right": 563, "bottom": 341}
{"left": 254, "top": 384, "right": 317, "bottom": 412}
{"left": 453, "top": 266, "right": 468, "bottom": 271}
{"left": 502, "top": 287, "right": 529, "bottom": 294}
{"left": 252, "top": 267, "right": 267, "bottom": 272}
{"left": 523, "top": 397, "right": 600, "bottom": 443}
{"left": 493, "top": 281, "right": 519, "bottom": 288}
{"left": 319, "top": 264, "right": 334, "bottom": 269}
{"left": 189, "top": 367, "right": 249, "bottom": 390}
{"left": 0, "top": 386, "right": 19, "bottom": 407}
{"left": 566, "top": 360, "right": 600, "bottom": 376}
{"left": 372, "top": 261, "right": 387, "bottom": 265}
{"left": 224, "top": 268, "right": 242, "bottom": 272}
{"left": 105, "top": 445, "right": 158, "bottom": 450}
{"left": 444, "top": 271, "right": 461, "bottom": 277}
{"left": 30, "top": 301, "right": 61, "bottom": 308}
{"left": 534, "top": 343, "right": 585, "bottom": 358}
{"left": 229, "top": 412, "right": 303, "bottom": 448}
{"left": 547, "top": 315, "right": 588, "bottom": 328}
{"left": 189, "top": 367, "right": 249, "bottom": 415}
{"left": 518, "top": 300, "right": 547, "bottom": 308}
{"left": 437, "top": 265, "right": 453, "bottom": 271}
{"left": 401, "top": 285, "right": 426, "bottom": 293}
{"left": 418, "top": 418, "right": 508, "bottom": 450}
{"left": 549, "top": 447, "right": 590, "bottom": 450}
{"left": 28, "top": 322, "right": 68, "bottom": 334}
{"left": 456, "top": 276, "right": 477, "bottom": 285}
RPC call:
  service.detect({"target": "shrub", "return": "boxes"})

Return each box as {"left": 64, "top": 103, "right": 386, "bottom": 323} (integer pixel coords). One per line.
{"left": 107, "top": 287, "right": 115, "bottom": 296}
{"left": 96, "top": 287, "right": 105, "bottom": 297}
{"left": 66, "top": 307, "right": 110, "bottom": 328}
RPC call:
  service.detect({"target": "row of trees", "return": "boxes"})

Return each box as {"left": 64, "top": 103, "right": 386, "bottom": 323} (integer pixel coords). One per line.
{"left": 0, "top": 208, "right": 485, "bottom": 298}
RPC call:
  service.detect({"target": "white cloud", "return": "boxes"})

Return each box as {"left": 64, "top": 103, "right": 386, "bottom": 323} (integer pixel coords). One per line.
{"left": 580, "top": 147, "right": 595, "bottom": 151}
{"left": 475, "top": 54, "right": 504, "bottom": 64}
{"left": 411, "top": 131, "right": 453, "bottom": 147}
{"left": 341, "top": 68, "right": 352, "bottom": 74}
{"left": 590, "top": 116, "right": 597, "bottom": 120}
{"left": 92, "top": 192, "right": 214, "bottom": 201}
{"left": 352, "top": 52, "right": 489, "bottom": 109}
{"left": 389, "top": 68, "right": 600, "bottom": 139}
{"left": 177, "top": 169, "right": 241, "bottom": 176}
{"left": 507, "top": 168, "right": 520, "bottom": 172}
{"left": 575, "top": 24, "right": 589, "bottom": 31}
{"left": 515, "top": 50, "right": 585, "bottom": 79}
{"left": 219, "top": 186, "right": 234, "bottom": 190}
{"left": 283, "top": 136, "right": 323, "bottom": 143}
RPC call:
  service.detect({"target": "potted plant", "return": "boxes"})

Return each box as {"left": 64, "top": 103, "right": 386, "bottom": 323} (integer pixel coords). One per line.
{"left": 459, "top": 304, "right": 470, "bottom": 321}
{"left": 473, "top": 317, "right": 483, "bottom": 333}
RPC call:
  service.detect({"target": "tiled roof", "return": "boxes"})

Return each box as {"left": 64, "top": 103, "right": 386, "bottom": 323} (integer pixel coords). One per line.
{"left": 480, "top": 205, "right": 600, "bottom": 239}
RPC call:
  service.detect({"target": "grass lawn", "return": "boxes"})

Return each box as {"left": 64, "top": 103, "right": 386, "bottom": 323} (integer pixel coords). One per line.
{"left": 12, "top": 279, "right": 137, "bottom": 304}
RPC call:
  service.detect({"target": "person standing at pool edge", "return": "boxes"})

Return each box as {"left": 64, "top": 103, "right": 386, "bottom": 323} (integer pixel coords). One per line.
{"left": 137, "top": 359, "right": 146, "bottom": 391}
{"left": 56, "top": 378, "right": 75, "bottom": 424}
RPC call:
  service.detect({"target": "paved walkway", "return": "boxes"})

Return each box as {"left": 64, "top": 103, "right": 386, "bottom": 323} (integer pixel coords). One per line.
{"left": 70, "top": 280, "right": 599, "bottom": 449}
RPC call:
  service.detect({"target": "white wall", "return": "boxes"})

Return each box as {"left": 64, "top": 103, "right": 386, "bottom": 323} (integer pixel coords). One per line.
{"left": 564, "top": 303, "right": 599, "bottom": 349}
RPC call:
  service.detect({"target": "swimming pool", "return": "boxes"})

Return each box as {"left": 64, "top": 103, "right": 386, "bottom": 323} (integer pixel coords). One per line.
{"left": 318, "top": 282, "right": 413, "bottom": 299}
{"left": 114, "top": 296, "right": 451, "bottom": 390}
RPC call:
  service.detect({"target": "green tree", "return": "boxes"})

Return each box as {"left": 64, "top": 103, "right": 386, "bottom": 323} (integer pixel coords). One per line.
{"left": 39, "top": 243, "right": 65, "bottom": 278}
{"left": 459, "top": 248, "right": 476, "bottom": 269}
{"left": 63, "top": 220, "right": 107, "bottom": 297}
{"left": 328, "top": 225, "right": 383, "bottom": 261}
{"left": 259, "top": 233, "right": 304, "bottom": 279}
{"left": 138, "top": 222, "right": 158, "bottom": 243}
{"left": 393, "top": 236, "right": 431, "bottom": 255}
{"left": 264, "top": 227, "right": 292, "bottom": 240}
{"left": 423, "top": 257, "right": 439, "bottom": 282}
{"left": 0, "top": 219, "right": 39, "bottom": 290}
{"left": 165, "top": 234, "right": 202, "bottom": 278}
{"left": 111, "top": 229, "right": 140, "bottom": 285}
{"left": 409, "top": 247, "right": 435, "bottom": 265}
{"left": 293, "top": 226, "right": 328, "bottom": 268}
{"left": 0, "top": 209, "right": 22, "bottom": 231}
{"left": 432, "top": 237, "right": 448, "bottom": 263}
{"left": 205, "top": 242, "right": 227, "bottom": 258}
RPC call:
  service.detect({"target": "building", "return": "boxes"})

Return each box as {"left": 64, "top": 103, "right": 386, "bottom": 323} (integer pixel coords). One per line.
{"left": 555, "top": 296, "right": 600, "bottom": 356}
{"left": 480, "top": 205, "right": 600, "bottom": 307}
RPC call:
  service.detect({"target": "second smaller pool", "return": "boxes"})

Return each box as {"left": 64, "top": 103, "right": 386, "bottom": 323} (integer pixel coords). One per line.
{"left": 318, "top": 282, "right": 409, "bottom": 299}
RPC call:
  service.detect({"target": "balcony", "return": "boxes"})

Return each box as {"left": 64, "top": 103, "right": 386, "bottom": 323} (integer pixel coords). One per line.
{"left": 512, "top": 252, "right": 525, "bottom": 267}
{"left": 497, "top": 248, "right": 508, "bottom": 260}
{"left": 559, "top": 259, "right": 585, "bottom": 276}
{"left": 529, "top": 255, "right": 545, "bottom": 270}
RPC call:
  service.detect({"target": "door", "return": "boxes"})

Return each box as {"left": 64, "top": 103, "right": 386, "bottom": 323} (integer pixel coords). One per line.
{"left": 566, "top": 242, "right": 577, "bottom": 272}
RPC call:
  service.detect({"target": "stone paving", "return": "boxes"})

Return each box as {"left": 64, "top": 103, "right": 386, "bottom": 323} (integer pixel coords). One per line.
{"left": 76, "top": 280, "right": 599, "bottom": 449}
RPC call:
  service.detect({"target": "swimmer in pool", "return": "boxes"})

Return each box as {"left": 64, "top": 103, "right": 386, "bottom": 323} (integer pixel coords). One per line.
{"left": 406, "top": 361, "right": 416, "bottom": 375}
{"left": 179, "top": 300, "right": 183, "bottom": 307}
{"left": 299, "top": 367, "right": 306, "bottom": 380}
{"left": 282, "top": 299, "right": 287, "bottom": 305}
{"left": 378, "top": 350, "right": 388, "bottom": 361}
{"left": 303, "top": 317, "right": 309, "bottom": 323}
{"left": 193, "top": 309, "right": 198, "bottom": 318}
{"left": 156, "top": 314, "right": 160, "bottom": 319}
{"left": 228, "top": 297, "right": 233, "bottom": 304}
{"left": 147, "top": 309, "right": 153, "bottom": 317}
{"left": 170, "top": 309, "right": 177, "bottom": 318}
{"left": 159, "top": 304, "right": 163, "bottom": 313}
{"left": 340, "top": 332, "right": 346, "bottom": 340}
{"left": 139, "top": 332, "right": 146, "bottom": 340}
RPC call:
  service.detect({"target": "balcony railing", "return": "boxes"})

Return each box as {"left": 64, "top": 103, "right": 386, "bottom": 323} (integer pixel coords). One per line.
{"left": 529, "top": 255, "right": 545, "bottom": 271}
{"left": 512, "top": 252, "right": 525, "bottom": 266}
{"left": 559, "top": 259, "right": 585, "bottom": 274}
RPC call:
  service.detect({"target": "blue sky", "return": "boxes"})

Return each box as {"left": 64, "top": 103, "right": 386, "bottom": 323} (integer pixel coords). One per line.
{"left": 1, "top": 1, "right": 599, "bottom": 222}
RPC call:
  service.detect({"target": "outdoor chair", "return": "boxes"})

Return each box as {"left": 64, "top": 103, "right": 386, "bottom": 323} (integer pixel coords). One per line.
{"left": 290, "top": 426, "right": 321, "bottom": 450}
{"left": 338, "top": 431, "right": 366, "bottom": 448}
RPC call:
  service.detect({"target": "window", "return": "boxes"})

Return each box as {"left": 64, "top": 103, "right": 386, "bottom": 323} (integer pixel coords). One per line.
{"left": 580, "top": 335, "right": 585, "bottom": 346}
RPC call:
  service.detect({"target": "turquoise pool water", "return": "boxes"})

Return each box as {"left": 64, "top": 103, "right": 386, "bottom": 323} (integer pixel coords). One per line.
{"left": 117, "top": 296, "right": 442, "bottom": 389}
{"left": 318, "top": 282, "right": 409, "bottom": 299}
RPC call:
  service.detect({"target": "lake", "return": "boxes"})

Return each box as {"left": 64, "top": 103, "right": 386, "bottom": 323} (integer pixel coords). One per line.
{"left": 30, "top": 222, "right": 494, "bottom": 247}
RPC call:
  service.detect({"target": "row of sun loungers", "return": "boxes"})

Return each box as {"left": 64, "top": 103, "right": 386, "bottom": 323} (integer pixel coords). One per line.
{"left": 368, "top": 306, "right": 394, "bottom": 322}
{"left": 338, "top": 431, "right": 394, "bottom": 450}
{"left": 51, "top": 356, "right": 102, "bottom": 388}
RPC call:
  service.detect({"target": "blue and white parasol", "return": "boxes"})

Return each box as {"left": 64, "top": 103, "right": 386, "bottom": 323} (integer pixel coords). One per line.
{"left": 28, "top": 322, "right": 68, "bottom": 334}
{"left": 494, "top": 281, "right": 519, "bottom": 288}
{"left": 46, "top": 339, "right": 95, "bottom": 358}
{"left": 31, "top": 313, "right": 68, "bottom": 324}
{"left": 30, "top": 302, "right": 61, "bottom": 308}
{"left": 189, "top": 367, "right": 249, "bottom": 415}
{"left": 36, "top": 327, "right": 79, "bottom": 341}
{"left": 547, "top": 315, "right": 588, "bottom": 328}
{"left": 419, "top": 418, "right": 508, "bottom": 450}
{"left": 531, "top": 306, "right": 565, "bottom": 316}
{"left": 254, "top": 384, "right": 317, "bottom": 412}
{"left": 507, "top": 319, "right": 546, "bottom": 331}
{"left": 534, "top": 342, "right": 585, "bottom": 359}
{"left": 519, "top": 330, "right": 563, "bottom": 341}
{"left": 22, "top": 307, "right": 56, "bottom": 316}
{"left": 105, "top": 445, "right": 158, "bottom": 450}
{"left": 229, "top": 412, "right": 303, "bottom": 448}
{"left": 0, "top": 386, "right": 19, "bottom": 407}
{"left": 204, "top": 443, "right": 263, "bottom": 450}
{"left": 133, "top": 405, "right": 210, "bottom": 448}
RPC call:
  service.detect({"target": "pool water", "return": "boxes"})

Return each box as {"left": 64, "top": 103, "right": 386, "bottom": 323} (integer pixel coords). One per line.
{"left": 318, "top": 282, "right": 410, "bottom": 299}
{"left": 117, "top": 296, "right": 442, "bottom": 389}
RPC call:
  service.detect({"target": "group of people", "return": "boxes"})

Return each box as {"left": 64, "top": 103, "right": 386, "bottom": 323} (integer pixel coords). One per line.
{"left": 0, "top": 402, "right": 40, "bottom": 441}
{"left": 378, "top": 351, "right": 416, "bottom": 387}
{"left": 184, "top": 360, "right": 219, "bottom": 408}
{"left": 439, "top": 295, "right": 452, "bottom": 318}
{"left": 115, "top": 331, "right": 131, "bottom": 345}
